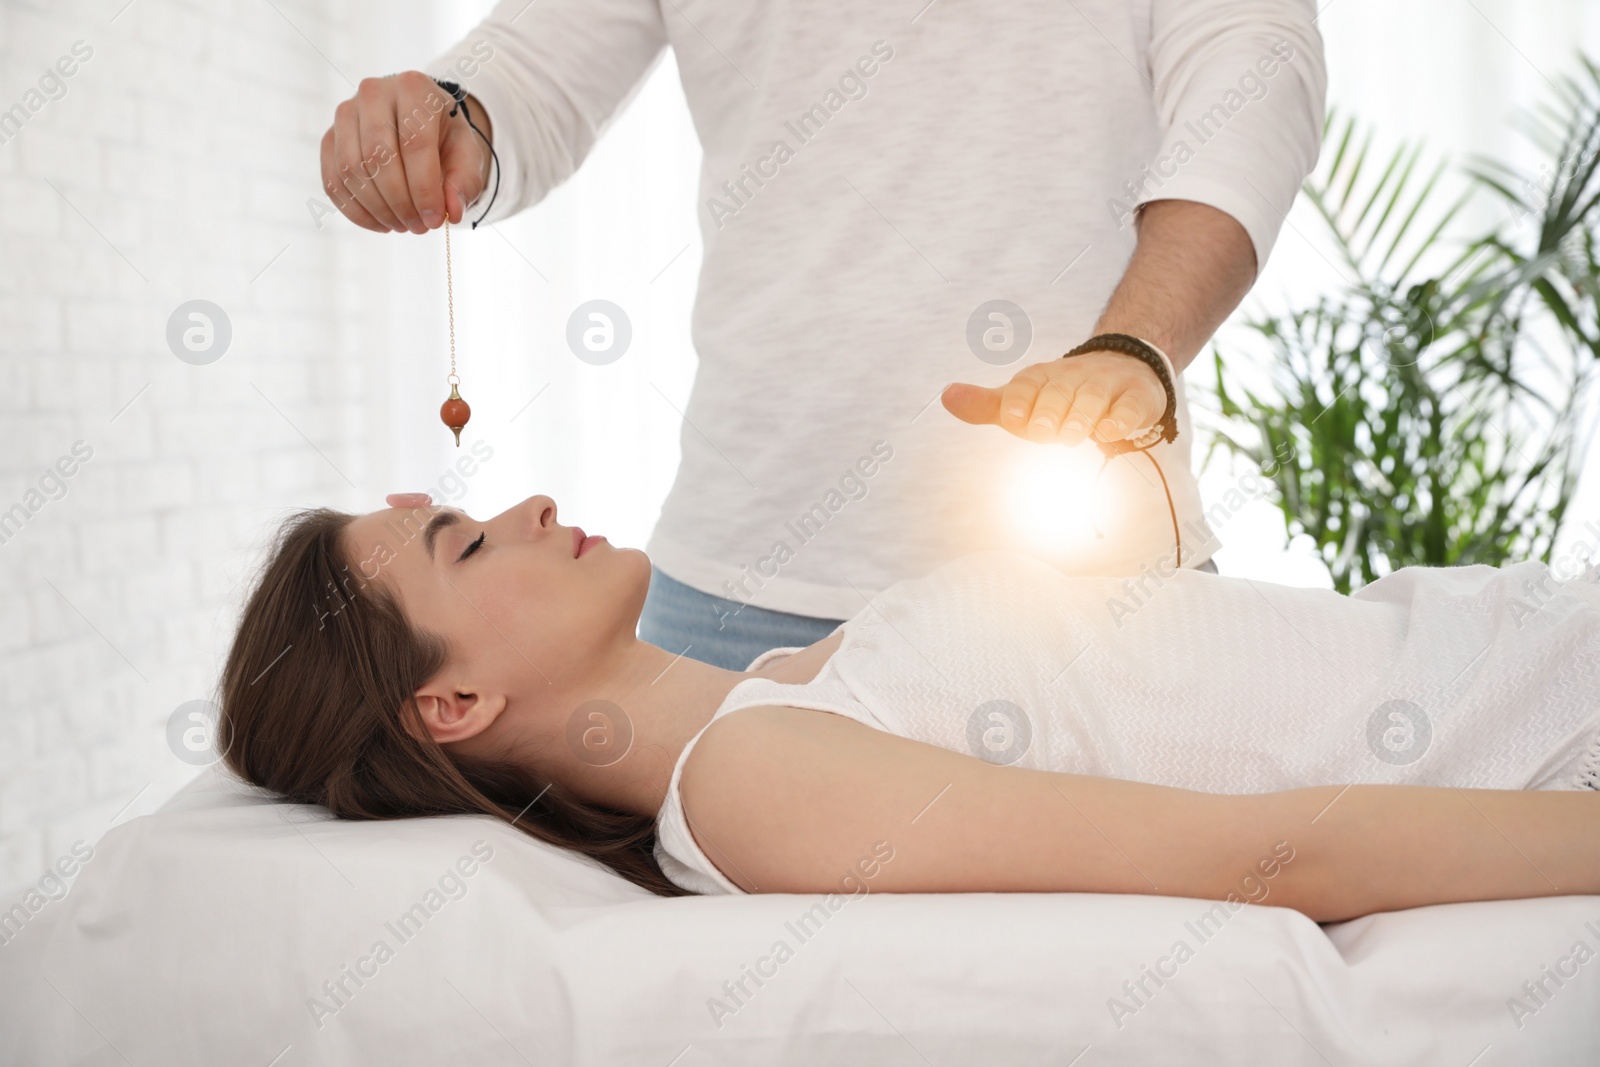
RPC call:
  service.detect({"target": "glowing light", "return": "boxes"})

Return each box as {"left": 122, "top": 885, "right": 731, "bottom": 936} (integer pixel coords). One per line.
{"left": 1008, "top": 445, "right": 1108, "bottom": 551}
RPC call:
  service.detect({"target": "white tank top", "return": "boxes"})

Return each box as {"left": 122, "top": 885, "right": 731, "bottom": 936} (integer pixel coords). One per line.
{"left": 654, "top": 551, "right": 1600, "bottom": 895}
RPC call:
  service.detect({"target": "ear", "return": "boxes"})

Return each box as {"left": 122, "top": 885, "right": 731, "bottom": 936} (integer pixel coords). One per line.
{"left": 412, "top": 678, "right": 508, "bottom": 746}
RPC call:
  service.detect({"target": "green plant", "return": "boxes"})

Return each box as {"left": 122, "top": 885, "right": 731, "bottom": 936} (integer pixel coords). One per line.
{"left": 1210, "top": 58, "right": 1600, "bottom": 592}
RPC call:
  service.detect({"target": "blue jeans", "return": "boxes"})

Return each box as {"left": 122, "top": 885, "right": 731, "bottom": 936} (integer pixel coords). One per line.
{"left": 638, "top": 567, "right": 846, "bottom": 670}
{"left": 638, "top": 558, "right": 1219, "bottom": 671}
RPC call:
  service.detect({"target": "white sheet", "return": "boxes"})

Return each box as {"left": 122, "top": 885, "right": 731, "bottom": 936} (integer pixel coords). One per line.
{"left": 2, "top": 767, "right": 1597, "bottom": 1065}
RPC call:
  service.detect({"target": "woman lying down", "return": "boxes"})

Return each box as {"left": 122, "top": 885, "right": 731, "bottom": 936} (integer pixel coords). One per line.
{"left": 218, "top": 492, "right": 1600, "bottom": 920}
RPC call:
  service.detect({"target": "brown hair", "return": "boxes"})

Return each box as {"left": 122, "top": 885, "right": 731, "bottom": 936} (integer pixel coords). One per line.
{"left": 217, "top": 508, "right": 689, "bottom": 896}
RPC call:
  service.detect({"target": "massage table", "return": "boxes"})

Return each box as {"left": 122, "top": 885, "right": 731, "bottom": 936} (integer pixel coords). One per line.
{"left": 2, "top": 767, "right": 1596, "bottom": 1065}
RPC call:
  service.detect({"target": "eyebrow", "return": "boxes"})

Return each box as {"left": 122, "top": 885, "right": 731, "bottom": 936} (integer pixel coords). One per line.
{"left": 422, "top": 511, "right": 460, "bottom": 560}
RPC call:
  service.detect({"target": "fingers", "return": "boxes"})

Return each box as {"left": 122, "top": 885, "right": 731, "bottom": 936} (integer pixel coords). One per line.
{"left": 1025, "top": 378, "right": 1073, "bottom": 441}
{"left": 1097, "top": 391, "right": 1157, "bottom": 444}
{"left": 439, "top": 118, "right": 489, "bottom": 225}
{"left": 1082, "top": 353, "right": 1167, "bottom": 443}
{"left": 386, "top": 493, "right": 433, "bottom": 509}
{"left": 357, "top": 78, "right": 426, "bottom": 233}
{"left": 940, "top": 382, "right": 1003, "bottom": 425}
{"left": 321, "top": 126, "right": 384, "bottom": 231}
{"left": 1059, "top": 382, "right": 1113, "bottom": 447}
{"left": 395, "top": 73, "right": 448, "bottom": 228}
{"left": 323, "top": 73, "right": 464, "bottom": 233}
{"left": 947, "top": 352, "right": 1169, "bottom": 447}
{"left": 332, "top": 95, "right": 404, "bottom": 231}
{"left": 996, "top": 365, "right": 1051, "bottom": 440}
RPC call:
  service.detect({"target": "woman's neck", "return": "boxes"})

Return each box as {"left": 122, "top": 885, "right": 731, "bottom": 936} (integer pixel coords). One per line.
{"left": 547, "top": 630, "right": 843, "bottom": 819}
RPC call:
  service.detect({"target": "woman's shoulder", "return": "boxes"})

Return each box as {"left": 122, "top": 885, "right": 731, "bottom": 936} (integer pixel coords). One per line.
{"left": 673, "top": 705, "right": 887, "bottom": 892}
{"left": 683, "top": 704, "right": 876, "bottom": 787}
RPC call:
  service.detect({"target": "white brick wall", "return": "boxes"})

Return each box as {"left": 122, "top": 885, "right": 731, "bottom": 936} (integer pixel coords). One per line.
{"left": 0, "top": 0, "right": 429, "bottom": 897}
{"left": 0, "top": 0, "right": 709, "bottom": 905}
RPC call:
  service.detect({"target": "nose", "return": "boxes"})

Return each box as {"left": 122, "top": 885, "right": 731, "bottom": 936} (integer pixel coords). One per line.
{"left": 520, "top": 494, "right": 556, "bottom": 531}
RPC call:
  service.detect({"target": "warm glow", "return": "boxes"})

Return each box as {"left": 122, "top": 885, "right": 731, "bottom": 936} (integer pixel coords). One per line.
{"left": 1008, "top": 445, "right": 1110, "bottom": 551}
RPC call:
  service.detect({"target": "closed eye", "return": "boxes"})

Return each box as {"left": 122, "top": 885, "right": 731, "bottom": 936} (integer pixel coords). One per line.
{"left": 456, "top": 532, "right": 486, "bottom": 562}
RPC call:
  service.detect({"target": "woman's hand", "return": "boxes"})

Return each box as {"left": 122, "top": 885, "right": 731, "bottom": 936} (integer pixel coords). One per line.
{"left": 320, "top": 72, "right": 493, "bottom": 234}
{"left": 942, "top": 351, "right": 1167, "bottom": 447}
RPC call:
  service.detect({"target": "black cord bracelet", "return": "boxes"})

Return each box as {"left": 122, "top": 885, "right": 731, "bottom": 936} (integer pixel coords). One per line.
{"left": 1059, "top": 333, "right": 1179, "bottom": 457}
{"left": 432, "top": 78, "right": 501, "bottom": 229}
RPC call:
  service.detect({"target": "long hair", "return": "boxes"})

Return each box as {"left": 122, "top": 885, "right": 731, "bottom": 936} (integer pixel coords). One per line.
{"left": 216, "top": 508, "right": 689, "bottom": 896}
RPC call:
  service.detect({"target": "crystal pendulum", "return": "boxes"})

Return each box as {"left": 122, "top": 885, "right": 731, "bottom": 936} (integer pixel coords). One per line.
{"left": 439, "top": 219, "right": 471, "bottom": 446}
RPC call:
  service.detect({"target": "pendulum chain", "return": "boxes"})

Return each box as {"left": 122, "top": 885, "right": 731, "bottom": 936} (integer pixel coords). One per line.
{"left": 446, "top": 217, "right": 457, "bottom": 382}
{"left": 439, "top": 219, "right": 471, "bottom": 446}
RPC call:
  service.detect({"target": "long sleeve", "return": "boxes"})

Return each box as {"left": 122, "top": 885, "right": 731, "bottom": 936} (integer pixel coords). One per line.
{"left": 425, "top": 0, "right": 669, "bottom": 224}
{"left": 1135, "top": 0, "right": 1328, "bottom": 277}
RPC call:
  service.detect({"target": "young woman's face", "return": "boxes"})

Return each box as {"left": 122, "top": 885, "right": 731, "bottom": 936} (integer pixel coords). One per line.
{"left": 343, "top": 494, "right": 651, "bottom": 699}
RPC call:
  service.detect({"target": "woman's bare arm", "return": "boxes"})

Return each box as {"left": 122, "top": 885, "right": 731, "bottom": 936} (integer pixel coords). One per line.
{"left": 679, "top": 706, "right": 1600, "bottom": 920}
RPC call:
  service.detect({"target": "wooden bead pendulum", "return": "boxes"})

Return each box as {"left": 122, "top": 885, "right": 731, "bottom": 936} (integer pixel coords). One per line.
{"left": 439, "top": 218, "right": 471, "bottom": 446}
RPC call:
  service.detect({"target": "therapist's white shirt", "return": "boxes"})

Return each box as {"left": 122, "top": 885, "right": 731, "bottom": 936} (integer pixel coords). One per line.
{"left": 431, "top": 0, "right": 1326, "bottom": 619}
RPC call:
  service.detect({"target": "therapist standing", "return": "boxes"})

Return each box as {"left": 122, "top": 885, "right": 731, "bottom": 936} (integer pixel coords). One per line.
{"left": 320, "top": 0, "right": 1326, "bottom": 670}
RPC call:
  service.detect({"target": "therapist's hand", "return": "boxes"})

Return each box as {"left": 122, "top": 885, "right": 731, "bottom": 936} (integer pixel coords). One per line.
{"left": 321, "top": 72, "right": 493, "bottom": 234}
{"left": 942, "top": 352, "right": 1168, "bottom": 447}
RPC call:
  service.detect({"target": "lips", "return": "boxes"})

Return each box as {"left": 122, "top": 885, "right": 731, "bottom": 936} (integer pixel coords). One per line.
{"left": 572, "top": 527, "right": 606, "bottom": 558}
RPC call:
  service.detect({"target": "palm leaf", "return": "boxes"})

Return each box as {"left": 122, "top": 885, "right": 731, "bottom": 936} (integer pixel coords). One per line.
{"left": 1208, "top": 55, "right": 1600, "bottom": 588}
